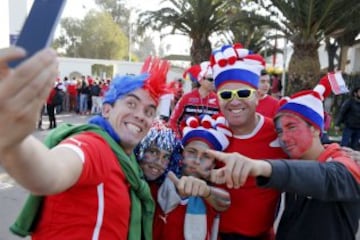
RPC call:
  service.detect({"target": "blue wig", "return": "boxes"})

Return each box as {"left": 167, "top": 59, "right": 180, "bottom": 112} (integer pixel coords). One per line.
{"left": 103, "top": 73, "right": 149, "bottom": 104}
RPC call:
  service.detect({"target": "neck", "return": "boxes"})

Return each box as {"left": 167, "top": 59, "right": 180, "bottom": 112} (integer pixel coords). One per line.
{"left": 231, "top": 114, "right": 259, "bottom": 136}
{"left": 121, "top": 143, "right": 134, "bottom": 156}
{"left": 198, "top": 86, "right": 210, "bottom": 98}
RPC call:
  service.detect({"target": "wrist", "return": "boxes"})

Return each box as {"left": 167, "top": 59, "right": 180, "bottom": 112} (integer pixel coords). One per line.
{"left": 254, "top": 160, "right": 272, "bottom": 177}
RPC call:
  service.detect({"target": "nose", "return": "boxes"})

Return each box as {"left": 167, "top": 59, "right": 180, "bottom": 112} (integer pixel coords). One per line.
{"left": 134, "top": 108, "right": 147, "bottom": 122}
{"left": 194, "top": 155, "right": 201, "bottom": 164}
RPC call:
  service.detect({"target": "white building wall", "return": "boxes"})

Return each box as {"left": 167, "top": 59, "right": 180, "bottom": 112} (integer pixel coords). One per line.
{"left": 58, "top": 57, "right": 184, "bottom": 82}
{"left": 0, "top": 1, "right": 10, "bottom": 48}
{"left": 8, "top": 0, "right": 27, "bottom": 36}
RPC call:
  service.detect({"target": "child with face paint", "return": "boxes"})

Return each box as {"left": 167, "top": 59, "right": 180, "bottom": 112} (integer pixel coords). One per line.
{"left": 206, "top": 77, "right": 360, "bottom": 240}
{"left": 135, "top": 120, "right": 184, "bottom": 240}
{"left": 159, "top": 114, "right": 231, "bottom": 240}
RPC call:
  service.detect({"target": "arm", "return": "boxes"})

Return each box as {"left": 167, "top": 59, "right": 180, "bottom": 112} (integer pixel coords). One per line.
{"left": 335, "top": 99, "right": 351, "bottom": 126}
{"left": 168, "top": 95, "right": 186, "bottom": 136}
{"left": 257, "top": 160, "right": 360, "bottom": 201}
{"left": 206, "top": 149, "right": 360, "bottom": 201}
{"left": 1, "top": 136, "right": 83, "bottom": 195}
{"left": 0, "top": 47, "right": 83, "bottom": 195}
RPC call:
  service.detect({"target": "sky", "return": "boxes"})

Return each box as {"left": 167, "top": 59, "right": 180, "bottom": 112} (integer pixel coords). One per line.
{"left": 0, "top": 0, "right": 189, "bottom": 55}
{"left": 56, "top": 0, "right": 190, "bottom": 55}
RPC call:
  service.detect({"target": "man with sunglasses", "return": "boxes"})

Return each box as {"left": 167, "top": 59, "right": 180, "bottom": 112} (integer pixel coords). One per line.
{"left": 206, "top": 81, "right": 360, "bottom": 240}
{"left": 169, "top": 61, "right": 220, "bottom": 137}
{"left": 209, "top": 43, "right": 288, "bottom": 240}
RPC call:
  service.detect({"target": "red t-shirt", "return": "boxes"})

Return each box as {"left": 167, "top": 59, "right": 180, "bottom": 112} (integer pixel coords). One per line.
{"left": 32, "top": 132, "right": 131, "bottom": 240}
{"left": 256, "top": 95, "right": 279, "bottom": 119}
{"left": 150, "top": 182, "right": 217, "bottom": 240}
{"left": 218, "top": 116, "right": 287, "bottom": 238}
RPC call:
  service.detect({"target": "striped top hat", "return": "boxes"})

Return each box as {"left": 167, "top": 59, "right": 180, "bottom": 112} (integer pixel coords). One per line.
{"left": 210, "top": 43, "right": 265, "bottom": 90}
{"left": 276, "top": 73, "right": 347, "bottom": 132}
{"left": 181, "top": 114, "right": 232, "bottom": 151}
{"left": 197, "top": 61, "right": 213, "bottom": 82}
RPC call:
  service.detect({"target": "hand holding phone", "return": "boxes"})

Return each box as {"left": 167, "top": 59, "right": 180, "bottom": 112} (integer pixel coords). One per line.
{"left": 8, "top": 0, "right": 67, "bottom": 68}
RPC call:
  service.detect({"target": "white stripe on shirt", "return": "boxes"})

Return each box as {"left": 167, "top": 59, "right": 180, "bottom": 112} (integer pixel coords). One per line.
{"left": 92, "top": 183, "right": 105, "bottom": 240}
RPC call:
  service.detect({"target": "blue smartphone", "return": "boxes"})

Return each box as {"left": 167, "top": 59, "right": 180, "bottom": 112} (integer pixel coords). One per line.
{"left": 8, "top": 0, "right": 67, "bottom": 68}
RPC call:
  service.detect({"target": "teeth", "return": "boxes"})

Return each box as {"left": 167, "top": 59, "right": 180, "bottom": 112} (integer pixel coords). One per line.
{"left": 231, "top": 109, "right": 244, "bottom": 113}
{"left": 127, "top": 123, "right": 141, "bottom": 133}
{"left": 150, "top": 167, "right": 159, "bottom": 174}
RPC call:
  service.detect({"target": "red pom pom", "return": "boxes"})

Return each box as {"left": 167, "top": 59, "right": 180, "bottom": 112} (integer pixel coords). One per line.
{"left": 228, "top": 56, "right": 237, "bottom": 65}
{"left": 218, "top": 59, "right": 228, "bottom": 67}
{"left": 202, "top": 120, "right": 212, "bottom": 129}
{"left": 233, "top": 43, "right": 243, "bottom": 49}
{"left": 188, "top": 117, "right": 199, "bottom": 128}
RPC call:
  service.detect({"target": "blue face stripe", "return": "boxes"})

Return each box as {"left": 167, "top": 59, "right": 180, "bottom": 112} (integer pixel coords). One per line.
{"left": 215, "top": 69, "right": 259, "bottom": 90}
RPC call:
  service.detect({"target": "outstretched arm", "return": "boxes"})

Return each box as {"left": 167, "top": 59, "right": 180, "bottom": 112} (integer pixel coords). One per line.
{"left": 206, "top": 149, "right": 272, "bottom": 189}
{"left": 0, "top": 47, "right": 83, "bottom": 195}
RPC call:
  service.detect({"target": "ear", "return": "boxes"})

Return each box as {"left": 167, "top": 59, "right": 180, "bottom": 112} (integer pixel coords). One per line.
{"left": 102, "top": 103, "right": 112, "bottom": 118}
{"left": 309, "top": 126, "right": 321, "bottom": 137}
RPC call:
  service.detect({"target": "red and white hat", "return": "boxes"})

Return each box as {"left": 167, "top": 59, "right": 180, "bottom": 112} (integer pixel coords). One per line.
{"left": 210, "top": 43, "right": 265, "bottom": 90}
{"left": 276, "top": 72, "right": 348, "bottom": 131}
{"left": 181, "top": 114, "right": 232, "bottom": 151}
{"left": 197, "top": 61, "right": 213, "bottom": 82}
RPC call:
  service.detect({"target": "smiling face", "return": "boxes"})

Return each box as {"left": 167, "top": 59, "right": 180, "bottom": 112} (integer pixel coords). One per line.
{"left": 140, "top": 145, "right": 171, "bottom": 181}
{"left": 182, "top": 140, "right": 215, "bottom": 179}
{"left": 217, "top": 82, "right": 259, "bottom": 135}
{"left": 275, "top": 113, "right": 314, "bottom": 159}
{"left": 103, "top": 88, "right": 157, "bottom": 154}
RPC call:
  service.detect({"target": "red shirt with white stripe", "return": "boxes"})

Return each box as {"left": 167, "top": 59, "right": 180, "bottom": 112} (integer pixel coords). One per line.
{"left": 218, "top": 116, "right": 287, "bottom": 238}
{"left": 32, "top": 132, "right": 131, "bottom": 240}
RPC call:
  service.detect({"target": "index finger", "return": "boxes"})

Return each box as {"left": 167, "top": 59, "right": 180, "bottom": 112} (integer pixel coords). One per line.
{"left": 0, "top": 47, "right": 26, "bottom": 63}
{"left": 206, "top": 149, "right": 229, "bottom": 163}
{"left": 167, "top": 171, "right": 180, "bottom": 186}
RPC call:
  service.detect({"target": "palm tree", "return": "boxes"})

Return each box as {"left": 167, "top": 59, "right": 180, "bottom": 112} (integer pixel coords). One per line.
{"left": 138, "top": 0, "right": 239, "bottom": 65}
{"left": 228, "top": 9, "right": 284, "bottom": 62}
{"left": 256, "top": 0, "right": 360, "bottom": 94}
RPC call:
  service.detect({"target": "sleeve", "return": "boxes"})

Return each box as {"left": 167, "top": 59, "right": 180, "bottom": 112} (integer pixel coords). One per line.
{"left": 168, "top": 95, "right": 186, "bottom": 136}
{"left": 335, "top": 99, "right": 351, "bottom": 126}
{"left": 257, "top": 160, "right": 360, "bottom": 201}
{"left": 59, "top": 133, "right": 107, "bottom": 186}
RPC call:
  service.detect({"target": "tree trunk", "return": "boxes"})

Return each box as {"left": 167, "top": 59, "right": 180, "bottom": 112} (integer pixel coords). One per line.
{"left": 287, "top": 43, "right": 321, "bottom": 95}
{"left": 325, "top": 38, "right": 338, "bottom": 72}
{"left": 339, "top": 45, "right": 349, "bottom": 72}
{"left": 190, "top": 34, "right": 212, "bottom": 65}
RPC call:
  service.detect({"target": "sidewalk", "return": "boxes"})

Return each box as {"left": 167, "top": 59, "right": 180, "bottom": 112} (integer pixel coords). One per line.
{"left": 34, "top": 113, "right": 91, "bottom": 140}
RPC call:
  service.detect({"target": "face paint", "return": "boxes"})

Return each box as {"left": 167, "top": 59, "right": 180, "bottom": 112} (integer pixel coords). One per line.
{"left": 140, "top": 146, "right": 171, "bottom": 181}
{"left": 275, "top": 114, "right": 313, "bottom": 159}
{"left": 182, "top": 140, "right": 215, "bottom": 178}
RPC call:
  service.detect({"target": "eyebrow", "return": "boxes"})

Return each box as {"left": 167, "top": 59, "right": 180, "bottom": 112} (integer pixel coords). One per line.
{"left": 126, "top": 93, "right": 156, "bottom": 110}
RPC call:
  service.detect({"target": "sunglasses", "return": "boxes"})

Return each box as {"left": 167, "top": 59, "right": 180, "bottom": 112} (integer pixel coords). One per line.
{"left": 218, "top": 88, "right": 256, "bottom": 101}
